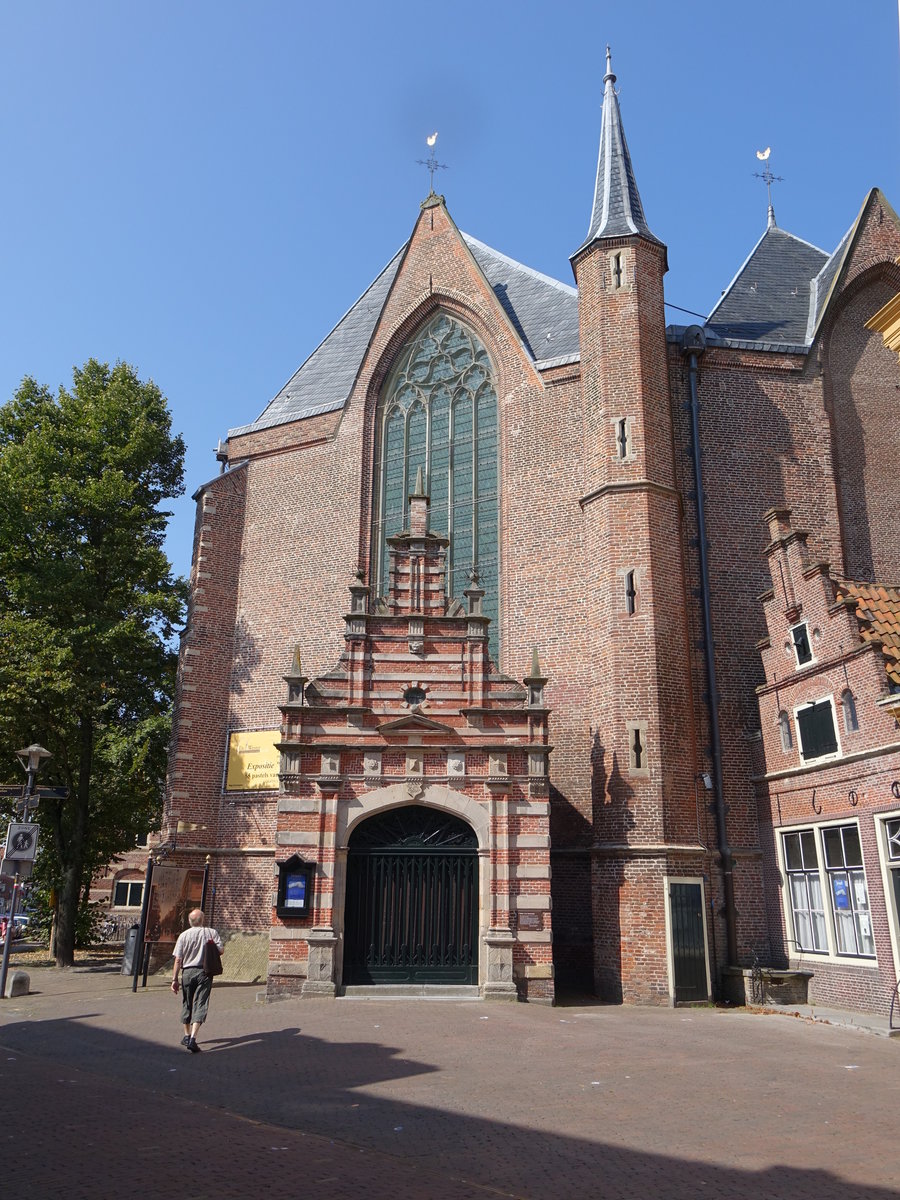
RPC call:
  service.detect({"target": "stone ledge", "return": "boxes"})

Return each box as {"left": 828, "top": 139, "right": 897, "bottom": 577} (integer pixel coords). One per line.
{"left": 723, "top": 965, "right": 813, "bottom": 1007}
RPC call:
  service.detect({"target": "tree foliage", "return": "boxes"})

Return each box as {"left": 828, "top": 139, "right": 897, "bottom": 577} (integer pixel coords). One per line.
{"left": 0, "top": 360, "right": 187, "bottom": 966}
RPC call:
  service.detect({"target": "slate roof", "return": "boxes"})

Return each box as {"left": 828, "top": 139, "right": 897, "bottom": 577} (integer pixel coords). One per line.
{"left": 229, "top": 233, "right": 579, "bottom": 438}
{"left": 809, "top": 227, "right": 852, "bottom": 337}
{"left": 574, "top": 49, "right": 661, "bottom": 255}
{"left": 706, "top": 223, "right": 829, "bottom": 345}
{"left": 835, "top": 580, "right": 900, "bottom": 688}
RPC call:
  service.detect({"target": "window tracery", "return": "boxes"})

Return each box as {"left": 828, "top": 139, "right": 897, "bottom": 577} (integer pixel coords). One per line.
{"left": 372, "top": 313, "right": 500, "bottom": 658}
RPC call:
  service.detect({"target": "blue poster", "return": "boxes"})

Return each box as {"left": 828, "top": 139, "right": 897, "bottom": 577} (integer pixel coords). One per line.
{"left": 285, "top": 874, "right": 307, "bottom": 908}
{"left": 832, "top": 877, "right": 850, "bottom": 911}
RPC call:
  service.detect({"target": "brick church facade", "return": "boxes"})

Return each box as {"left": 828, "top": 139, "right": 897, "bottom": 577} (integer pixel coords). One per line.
{"left": 158, "top": 53, "right": 900, "bottom": 1012}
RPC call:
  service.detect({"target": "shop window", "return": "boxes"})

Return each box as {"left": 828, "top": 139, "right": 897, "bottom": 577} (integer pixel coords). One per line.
{"left": 795, "top": 698, "right": 839, "bottom": 762}
{"left": 790, "top": 622, "right": 813, "bottom": 667}
{"left": 886, "top": 817, "right": 900, "bottom": 863}
{"left": 822, "top": 825, "right": 875, "bottom": 957}
{"left": 113, "top": 881, "right": 144, "bottom": 908}
{"left": 782, "top": 830, "right": 827, "bottom": 952}
{"left": 884, "top": 818, "right": 900, "bottom": 955}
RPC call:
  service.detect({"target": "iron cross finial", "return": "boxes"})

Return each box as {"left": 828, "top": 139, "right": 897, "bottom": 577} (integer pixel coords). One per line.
{"left": 417, "top": 131, "right": 448, "bottom": 196}
{"left": 753, "top": 147, "right": 784, "bottom": 227}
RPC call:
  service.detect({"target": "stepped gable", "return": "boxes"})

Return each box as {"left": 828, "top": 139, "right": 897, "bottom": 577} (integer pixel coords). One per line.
{"left": 835, "top": 580, "right": 900, "bottom": 687}
{"left": 277, "top": 474, "right": 551, "bottom": 771}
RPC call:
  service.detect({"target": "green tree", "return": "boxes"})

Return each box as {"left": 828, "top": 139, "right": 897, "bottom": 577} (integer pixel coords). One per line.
{"left": 0, "top": 360, "right": 187, "bottom": 966}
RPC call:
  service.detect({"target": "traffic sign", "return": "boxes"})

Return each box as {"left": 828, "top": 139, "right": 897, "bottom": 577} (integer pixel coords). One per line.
{"left": 4, "top": 823, "right": 39, "bottom": 862}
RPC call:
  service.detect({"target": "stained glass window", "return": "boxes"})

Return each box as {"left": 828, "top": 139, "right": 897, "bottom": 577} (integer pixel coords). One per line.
{"left": 372, "top": 313, "right": 500, "bottom": 660}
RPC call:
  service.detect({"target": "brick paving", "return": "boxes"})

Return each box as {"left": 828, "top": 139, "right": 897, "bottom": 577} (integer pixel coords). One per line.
{"left": 2, "top": 964, "right": 900, "bottom": 1199}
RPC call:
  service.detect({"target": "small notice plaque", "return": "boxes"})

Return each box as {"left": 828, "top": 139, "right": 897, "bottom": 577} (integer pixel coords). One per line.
{"left": 276, "top": 855, "right": 313, "bottom": 919}
{"left": 225, "top": 729, "right": 281, "bottom": 792}
{"left": 518, "top": 911, "right": 542, "bottom": 931}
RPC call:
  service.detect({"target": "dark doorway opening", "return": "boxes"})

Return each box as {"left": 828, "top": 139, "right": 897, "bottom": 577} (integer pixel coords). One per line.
{"left": 669, "top": 881, "right": 709, "bottom": 1002}
{"left": 344, "top": 807, "right": 479, "bottom": 985}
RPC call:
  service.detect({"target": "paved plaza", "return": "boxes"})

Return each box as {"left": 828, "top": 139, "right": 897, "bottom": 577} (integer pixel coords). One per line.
{"left": 1, "top": 961, "right": 899, "bottom": 1199}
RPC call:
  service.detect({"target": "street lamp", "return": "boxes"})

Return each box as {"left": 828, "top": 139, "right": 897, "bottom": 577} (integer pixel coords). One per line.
{"left": 1, "top": 743, "right": 50, "bottom": 998}
{"left": 15, "top": 744, "right": 51, "bottom": 820}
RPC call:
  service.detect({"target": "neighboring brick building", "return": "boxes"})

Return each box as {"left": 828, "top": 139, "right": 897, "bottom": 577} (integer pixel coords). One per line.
{"left": 753, "top": 511, "right": 900, "bottom": 1014}
{"left": 159, "top": 51, "right": 900, "bottom": 1011}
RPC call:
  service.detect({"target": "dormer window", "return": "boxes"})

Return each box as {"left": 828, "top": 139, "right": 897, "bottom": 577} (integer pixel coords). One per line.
{"left": 790, "top": 622, "right": 813, "bottom": 667}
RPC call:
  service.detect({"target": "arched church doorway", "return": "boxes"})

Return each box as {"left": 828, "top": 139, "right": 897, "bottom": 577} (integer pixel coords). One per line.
{"left": 343, "top": 806, "right": 479, "bottom": 985}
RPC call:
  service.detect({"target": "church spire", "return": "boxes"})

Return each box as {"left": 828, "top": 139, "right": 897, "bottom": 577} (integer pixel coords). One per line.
{"left": 575, "top": 47, "right": 661, "bottom": 255}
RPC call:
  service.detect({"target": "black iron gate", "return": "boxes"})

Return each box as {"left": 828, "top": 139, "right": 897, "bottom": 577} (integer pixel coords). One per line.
{"left": 669, "top": 881, "right": 709, "bottom": 1003}
{"left": 344, "top": 807, "right": 478, "bottom": 985}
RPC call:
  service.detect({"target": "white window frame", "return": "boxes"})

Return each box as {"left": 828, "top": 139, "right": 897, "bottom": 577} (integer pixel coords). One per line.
{"left": 776, "top": 819, "right": 878, "bottom": 965}
{"left": 789, "top": 620, "right": 815, "bottom": 669}
{"left": 875, "top": 809, "right": 900, "bottom": 984}
{"left": 793, "top": 694, "right": 841, "bottom": 764}
{"left": 113, "top": 880, "right": 144, "bottom": 909}
{"left": 663, "top": 874, "right": 713, "bottom": 1005}
{"left": 780, "top": 828, "right": 827, "bottom": 953}
{"left": 821, "top": 824, "right": 876, "bottom": 957}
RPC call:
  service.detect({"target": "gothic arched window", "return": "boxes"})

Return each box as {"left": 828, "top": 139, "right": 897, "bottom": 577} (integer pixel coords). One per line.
{"left": 372, "top": 313, "right": 499, "bottom": 659}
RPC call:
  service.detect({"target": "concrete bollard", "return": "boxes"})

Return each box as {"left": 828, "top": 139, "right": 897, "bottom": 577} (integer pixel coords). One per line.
{"left": 4, "top": 970, "right": 30, "bottom": 998}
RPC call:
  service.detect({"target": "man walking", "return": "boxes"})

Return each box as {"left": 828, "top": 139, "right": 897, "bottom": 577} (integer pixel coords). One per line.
{"left": 171, "top": 908, "right": 223, "bottom": 1053}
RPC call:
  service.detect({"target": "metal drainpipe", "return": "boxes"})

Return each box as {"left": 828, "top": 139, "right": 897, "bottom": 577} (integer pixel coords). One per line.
{"left": 682, "top": 326, "right": 738, "bottom": 969}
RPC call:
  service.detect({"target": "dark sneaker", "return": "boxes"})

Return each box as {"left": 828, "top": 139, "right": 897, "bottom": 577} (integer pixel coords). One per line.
{"left": 187, "top": 1037, "right": 201, "bottom": 1053}
{"left": 181, "top": 1035, "right": 192, "bottom": 1048}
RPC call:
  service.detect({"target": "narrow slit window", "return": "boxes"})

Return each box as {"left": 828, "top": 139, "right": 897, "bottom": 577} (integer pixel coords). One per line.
{"left": 631, "top": 727, "right": 644, "bottom": 769}
{"left": 616, "top": 418, "right": 629, "bottom": 460}
{"left": 778, "top": 710, "right": 792, "bottom": 752}
{"left": 612, "top": 252, "right": 623, "bottom": 289}
{"left": 841, "top": 689, "right": 859, "bottom": 733}
{"left": 625, "top": 570, "right": 636, "bottom": 615}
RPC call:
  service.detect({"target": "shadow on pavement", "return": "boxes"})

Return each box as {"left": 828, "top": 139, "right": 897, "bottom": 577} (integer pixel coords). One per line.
{"left": 0, "top": 1007, "right": 896, "bottom": 1200}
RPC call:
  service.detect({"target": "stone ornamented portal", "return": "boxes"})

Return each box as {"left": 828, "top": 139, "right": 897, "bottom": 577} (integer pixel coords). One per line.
{"left": 270, "top": 467, "right": 553, "bottom": 1001}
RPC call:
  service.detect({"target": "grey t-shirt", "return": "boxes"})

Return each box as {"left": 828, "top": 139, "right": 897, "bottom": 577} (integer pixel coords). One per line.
{"left": 173, "top": 925, "right": 223, "bottom": 969}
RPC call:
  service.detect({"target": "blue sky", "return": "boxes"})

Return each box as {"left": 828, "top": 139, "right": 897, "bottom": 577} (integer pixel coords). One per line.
{"left": 2, "top": 2, "right": 898, "bottom": 579}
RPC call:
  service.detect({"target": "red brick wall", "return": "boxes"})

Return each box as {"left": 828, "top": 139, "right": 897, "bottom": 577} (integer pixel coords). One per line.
{"left": 823, "top": 272, "right": 900, "bottom": 582}
{"left": 163, "top": 191, "right": 900, "bottom": 1008}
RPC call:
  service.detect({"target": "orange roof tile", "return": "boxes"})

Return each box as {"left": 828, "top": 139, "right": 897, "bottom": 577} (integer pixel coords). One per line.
{"left": 836, "top": 580, "right": 900, "bottom": 687}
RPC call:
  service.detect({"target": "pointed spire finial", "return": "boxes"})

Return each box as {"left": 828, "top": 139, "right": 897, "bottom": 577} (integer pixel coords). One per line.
{"left": 414, "top": 465, "right": 424, "bottom": 496}
{"left": 417, "top": 132, "right": 447, "bottom": 201}
{"left": 604, "top": 45, "right": 615, "bottom": 84}
{"left": 291, "top": 644, "right": 302, "bottom": 676}
{"left": 573, "top": 49, "right": 662, "bottom": 256}
{"left": 754, "top": 147, "right": 783, "bottom": 231}
{"left": 531, "top": 646, "right": 542, "bottom": 677}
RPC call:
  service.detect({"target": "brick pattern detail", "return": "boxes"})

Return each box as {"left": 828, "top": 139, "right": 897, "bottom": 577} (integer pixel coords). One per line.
{"left": 157, "top": 189, "right": 900, "bottom": 1014}
{"left": 754, "top": 507, "right": 900, "bottom": 1013}
{"left": 272, "top": 489, "right": 552, "bottom": 1000}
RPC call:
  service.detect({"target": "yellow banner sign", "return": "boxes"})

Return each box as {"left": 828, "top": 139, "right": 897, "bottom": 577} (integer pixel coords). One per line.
{"left": 225, "top": 729, "right": 281, "bottom": 792}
